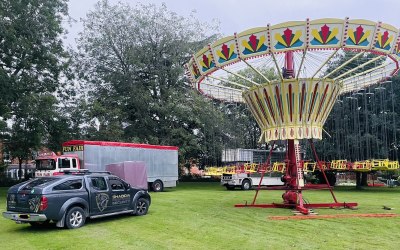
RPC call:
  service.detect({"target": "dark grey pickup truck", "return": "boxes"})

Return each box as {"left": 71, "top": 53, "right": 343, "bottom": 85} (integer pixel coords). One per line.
{"left": 3, "top": 172, "right": 151, "bottom": 229}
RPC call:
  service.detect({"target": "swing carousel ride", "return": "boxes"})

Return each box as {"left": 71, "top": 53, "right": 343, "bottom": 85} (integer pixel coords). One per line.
{"left": 185, "top": 18, "right": 400, "bottom": 214}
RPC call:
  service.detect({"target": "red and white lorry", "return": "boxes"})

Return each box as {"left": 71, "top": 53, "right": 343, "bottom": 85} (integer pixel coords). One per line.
{"left": 34, "top": 140, "right": 179, "bottom": 191}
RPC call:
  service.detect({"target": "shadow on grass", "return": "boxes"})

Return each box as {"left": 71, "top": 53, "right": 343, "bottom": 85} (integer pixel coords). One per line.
{"left": 10, "top": 222, "right": 58, "bottom": 232}
{"left": 83, "top": 207, "right": 157, "bottom": 228}
{"left": 9, "top": 212, "right": 150, "bottom": 232}
{"left": 334, "top": 186, "right": 400, "bottom": 193}
{"left": 149, "top": 188, "right": 176, "bottom": 193}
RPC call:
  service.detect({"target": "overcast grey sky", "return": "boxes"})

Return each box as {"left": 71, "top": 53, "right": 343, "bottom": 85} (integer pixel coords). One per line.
{"left": 65, "top": 0, "right": 400, "bottom": 47}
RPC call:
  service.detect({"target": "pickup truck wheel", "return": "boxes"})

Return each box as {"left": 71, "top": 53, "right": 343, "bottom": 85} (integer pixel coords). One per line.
{"left": 65, "top": 207, "right": 86, "bottom": 229}
{"left": 152, "top": 180, "right": 163, "bottom": 192}
{"left": 135, "top": 198, "right": 149, "bottom": 216}
{"left": 241, "top": 179, "right": 251, "bottom": 190}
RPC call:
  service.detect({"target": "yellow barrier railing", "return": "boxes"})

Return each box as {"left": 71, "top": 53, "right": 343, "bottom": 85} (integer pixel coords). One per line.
{"left": 303, "top": 162, "right": 316, "bottom": 173}
{"left": 203, "top": 159, "right": 399, "bottom": 177}
{"left": 353, "top": 161, "right": 371, "bottom": 172}
{"left": 370, "top": 159, "right": 389, "bottom": 171}
{"left": 331, "top": 160, "right": 348, "bottom": 171}
{"left": 272, "top": 162, "right": 286, "bottom": 173}
{"left": 387, "top": 161, "right": 399, "bottom": 170}
{"left": 244, "top": 163, "right": 258, "bottom": 173}
{"left": 224, "top": 166, "right": 237, "bottom": 174}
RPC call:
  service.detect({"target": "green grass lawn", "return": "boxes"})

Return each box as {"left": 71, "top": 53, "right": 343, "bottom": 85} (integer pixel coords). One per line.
{"left": 0, "top": 183, "right": 399, "bottom": 250}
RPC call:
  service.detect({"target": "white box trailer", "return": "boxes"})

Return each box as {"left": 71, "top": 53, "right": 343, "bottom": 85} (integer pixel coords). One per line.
{"left": 62, "top": 140, "right": 178, "bottom": 191}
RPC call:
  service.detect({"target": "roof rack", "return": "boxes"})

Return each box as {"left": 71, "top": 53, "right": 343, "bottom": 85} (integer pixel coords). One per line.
{"left": 62, "top": 169, "right": 112, "bottom": 175}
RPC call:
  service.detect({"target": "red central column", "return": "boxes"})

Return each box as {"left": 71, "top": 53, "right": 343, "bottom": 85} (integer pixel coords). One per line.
{"left": 287, "top": 140, "right": 298, "bottom": 188}
{"left": 284, "top": 52, "right": 295, "bottom": 178}
{"left": 281, "top": 51, "right": 306, "bottom": 212}
{"left": 284, "top": 51, "right": 295, "bottom": 78}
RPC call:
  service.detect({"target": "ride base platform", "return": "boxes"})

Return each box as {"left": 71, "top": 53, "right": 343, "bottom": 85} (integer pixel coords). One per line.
{"left": 235, "top": 202, "right": 358, "bottom": 209}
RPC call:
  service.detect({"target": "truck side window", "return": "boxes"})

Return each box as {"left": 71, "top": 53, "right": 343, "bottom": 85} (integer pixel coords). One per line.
{"left": 59, "top": 158, "right": 71, "bottom": 169}
{"left": 90, "top": 177, "right": 107, "bottom": 191}
{"left": 72, "top": 159, "right": 77, "bottom": 168}
{"left": 53, "top": 179, "right": 83, "bottom": 191}
{"left": 109, "top": 178, "right": 125, "bottom": 191}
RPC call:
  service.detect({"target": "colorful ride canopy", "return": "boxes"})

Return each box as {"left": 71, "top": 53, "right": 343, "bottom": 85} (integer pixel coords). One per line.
{"left": 185, "top": 18, "right": 400, "bottom": 142}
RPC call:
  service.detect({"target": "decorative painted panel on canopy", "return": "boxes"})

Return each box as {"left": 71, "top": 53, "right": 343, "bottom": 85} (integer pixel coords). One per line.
{"left": 270, "top": 21, "right": 306, "bottom": 52}
{"left": 236, "top": 27, "right": 269, "bottom": 59}
{"left": 344, "top": 19, "right": 376, "bottom": 49}
{"left": 186, "top": 57, "right": 203, "bottom": 83}
{"left": 194, "top": 46, "right": 217, "bottom": 75}
{"left": 373, "top": 23, "right": 399, "bottom": 54}
{"left": 394, "top": 40, "right": 400, "bottom": 60}
{"left": 210, "top": 36, "right": 240, "bottom": 67}
{"left": 309, "top": 18, "right": 344, "bottom": 49}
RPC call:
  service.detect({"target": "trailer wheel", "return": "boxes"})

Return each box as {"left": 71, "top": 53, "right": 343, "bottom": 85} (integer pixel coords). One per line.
{"left": 152, "top": 180, "right": 164, "bottom": 192}
{"left": 241, "top": 179, "right": 251, "bottom": 190}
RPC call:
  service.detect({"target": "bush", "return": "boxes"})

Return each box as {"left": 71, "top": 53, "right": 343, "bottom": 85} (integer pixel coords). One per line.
{"left": 0, "top": 177, "right": 23, "bottom": 187}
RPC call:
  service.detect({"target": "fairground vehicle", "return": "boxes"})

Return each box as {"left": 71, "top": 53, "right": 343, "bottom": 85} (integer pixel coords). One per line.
{"left": 35, "top": 140, "right": 179, "bottom": 191}
{"left": 221, "top": 172, "right": 284, "bottom": 190}
{"left": 3, "top": 171, "right": 151, "bottom": 229}
{"left": 218, "top": 163, "right": 284, "bottom": 190}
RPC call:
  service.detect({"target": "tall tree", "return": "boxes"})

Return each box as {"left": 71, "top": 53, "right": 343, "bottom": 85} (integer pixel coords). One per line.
{"left": 223, "top": 66, "right": 278, "bottom": 149}
{"left": 0, "top": 0, "right": 69, "bottom": 117}
{"left": 74, "top": 0, "right": 221, "bottom": 165}
{"left": 0, "top": 0, "right": 72, "bottom": 178}
{"left": 312, "top": 51, "right": 396, "bottom": 187}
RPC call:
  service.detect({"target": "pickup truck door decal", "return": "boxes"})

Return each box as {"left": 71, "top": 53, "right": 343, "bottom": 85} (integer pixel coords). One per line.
{"left": 89, "top": 177, "right": 111, "bottom": 214}
{"left": 109, "top": 178, "right": 131, "bottom": 211}
{"left": 95, "top": 193, "right": 109, "bottom": 212}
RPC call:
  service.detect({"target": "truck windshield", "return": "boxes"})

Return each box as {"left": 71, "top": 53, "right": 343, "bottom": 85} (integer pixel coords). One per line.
{"left": 36, "top": 159, "right": 56, "bottom": 170}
